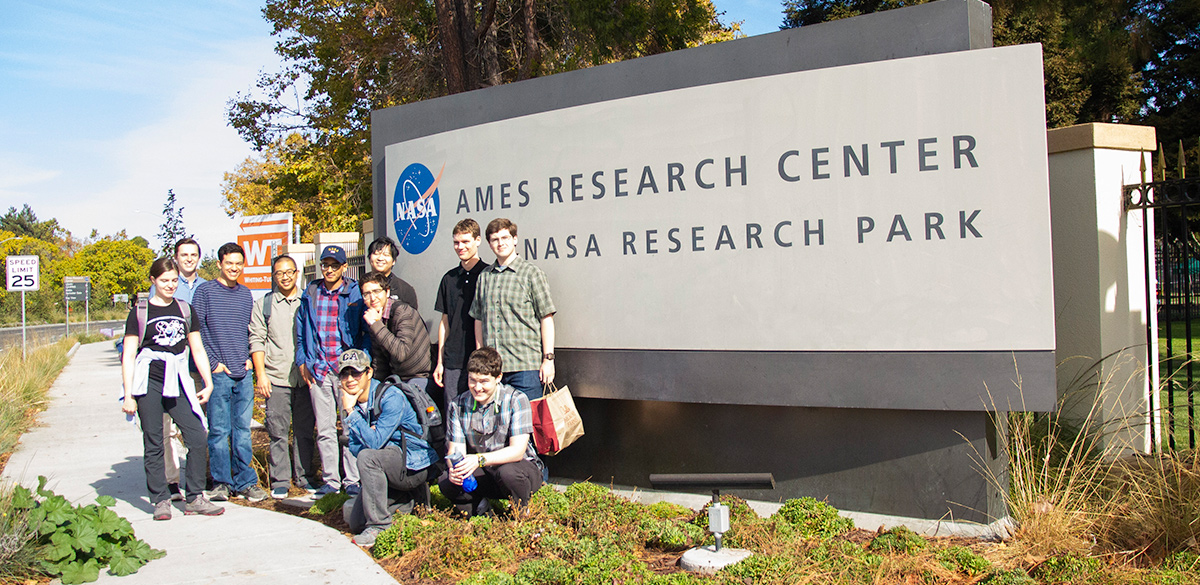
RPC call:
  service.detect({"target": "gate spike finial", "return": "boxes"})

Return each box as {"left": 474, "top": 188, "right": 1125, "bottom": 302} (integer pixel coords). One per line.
{"left": 1158, "top": 142, "right": 1167, "bottom": 180}
{"left": 1179, "top": 140, "right": 1187, "bottom": 179}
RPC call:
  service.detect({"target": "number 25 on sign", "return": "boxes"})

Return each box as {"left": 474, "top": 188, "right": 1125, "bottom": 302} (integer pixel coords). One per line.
{"left": 6, "top": 255, "right": 39, "bottom": 291}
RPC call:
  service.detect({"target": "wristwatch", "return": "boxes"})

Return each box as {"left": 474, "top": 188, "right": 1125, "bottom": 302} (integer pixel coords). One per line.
{"left": 477, "top": 454, "right": 487, "bottom": 468}
{"left": 543, "top": 352, "right": 555, "bottom": 361}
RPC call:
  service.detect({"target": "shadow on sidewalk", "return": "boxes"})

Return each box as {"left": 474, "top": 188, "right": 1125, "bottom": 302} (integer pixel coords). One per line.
{"left": 92, "top": 456, "right": 153, "bottom": 513}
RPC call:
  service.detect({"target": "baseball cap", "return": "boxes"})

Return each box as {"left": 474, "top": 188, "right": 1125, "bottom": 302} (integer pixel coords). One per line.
{"left": 337, "top": 349, "right": 371, "bottom": 374}
{"left": 320, "top": 245, "right": 347, "bottom": 264}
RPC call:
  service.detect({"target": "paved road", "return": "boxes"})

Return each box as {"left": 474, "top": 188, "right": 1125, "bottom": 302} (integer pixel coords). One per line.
{"left": 2, "top": 342, "right": 397, "bottom": 585}
{"left": 0, "top": 319, "right": 124, "bottom": 348}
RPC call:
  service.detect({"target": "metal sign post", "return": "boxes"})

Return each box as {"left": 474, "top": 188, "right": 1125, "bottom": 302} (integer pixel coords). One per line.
{"left": 6, "top": 255, "right": 40, "bottom": 360}
{"left": 64, "top": 277, "right": 90, "bottom": 338}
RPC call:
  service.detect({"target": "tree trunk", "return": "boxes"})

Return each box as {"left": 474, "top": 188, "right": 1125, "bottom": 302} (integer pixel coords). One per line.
{"left": 435, "top": 0, "right": 467, "bottom": 93}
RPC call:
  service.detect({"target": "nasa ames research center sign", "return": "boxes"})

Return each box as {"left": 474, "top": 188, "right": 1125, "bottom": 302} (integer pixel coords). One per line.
{"left": 384, "top": 44, "right": 1054, "bottom": 410}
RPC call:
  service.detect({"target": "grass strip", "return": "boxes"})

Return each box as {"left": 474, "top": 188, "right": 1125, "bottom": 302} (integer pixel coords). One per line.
{"left": 0, "top": 336, "right": 85, "bottom": 472}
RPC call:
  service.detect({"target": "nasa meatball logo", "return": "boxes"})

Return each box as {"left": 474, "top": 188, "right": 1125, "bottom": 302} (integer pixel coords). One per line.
{"left": 393, "top": 163, "right": 443, "bottom": 254}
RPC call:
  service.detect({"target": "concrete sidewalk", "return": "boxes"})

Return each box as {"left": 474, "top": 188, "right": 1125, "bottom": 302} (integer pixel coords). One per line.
{"left": 2, "top": 342, "right": 397, "bottom": 585}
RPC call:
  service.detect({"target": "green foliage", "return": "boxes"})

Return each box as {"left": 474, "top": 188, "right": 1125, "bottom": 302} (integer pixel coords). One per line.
{"left": 935, "top": 545, "right": 991, "bottom": 576}
{"left": 224, "top": 0, "right": 737, "bottom": 234}
{"left": 718, "top": 553, "right": 797, "bottom": 582}
{"left": 641, "top": 516, "right": 706, "bottom": 550}
{"left": 0, "top": 204, "right": 67, "bottom": 243}
{"left": 980, "top": 568, "right": 1037, "bottom": 585}
{"left": 458, "top": 569, "right": 517, "bottom": 585}
{"left": 514, "top": 557, "right": 575, "bottom": 585}
{"left": 868, "top": 526, "right": 928, "bottom": 555}
{"left": 64, "top": 239, "right": 157, "bottom": 303}
{"left": 1034, "top": 554, "right": 1103, "bottom": 582}
{"left": 156, "top": 189, "right": 191, "bottom": 257}
{"left": 771, "top": 496, "right": 855, "bottom": 539}
{"left": 11, "top": 476, "right": 163, "bottom": 583}
{"left": 645, "top": 500, "right": 693, "bottom": 519}
{"left": 0, "top": 482, "right": 45, "bottom": 582}
{"left": 529, "top": 485, "right": 569, "bottom": 520}
{"left": 1163, "top": 551, "right": 1200, "bottom": 572}
{"left": 307, "top": 491, "right": 351, "bottom": 516}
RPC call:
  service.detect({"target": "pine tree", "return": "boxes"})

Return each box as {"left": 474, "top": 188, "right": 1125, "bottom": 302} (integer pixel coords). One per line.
{"left": 156, "top": 189, "right": 191, "bottom": 257}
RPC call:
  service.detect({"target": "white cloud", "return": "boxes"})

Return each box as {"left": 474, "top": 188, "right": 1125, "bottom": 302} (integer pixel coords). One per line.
{"left": 31, "top": 37, "right": 277, "bottom": 254}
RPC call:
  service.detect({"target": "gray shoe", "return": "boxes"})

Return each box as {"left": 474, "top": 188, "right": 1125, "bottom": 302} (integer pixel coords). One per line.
{"left": 354, "top": 526, "right": 386, "bottom": 548}
{"left": 206, "top": 484, "right": 230, "bottom": 502}
{"left": 153, "top": 499, "right": 172, "bottom": 521}
{"left": 184, "top": 495, "right": 225, "bottom": 516}
{"left": 237, "top": 485, "right": 269, "bottom": 502}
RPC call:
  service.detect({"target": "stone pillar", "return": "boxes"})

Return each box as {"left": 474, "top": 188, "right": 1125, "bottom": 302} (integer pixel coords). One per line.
{"left": 1047, "top": 122, "right": 1157, "bottom": 454}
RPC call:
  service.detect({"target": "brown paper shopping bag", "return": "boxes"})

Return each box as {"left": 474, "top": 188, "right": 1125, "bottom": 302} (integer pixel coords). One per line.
{"left": 530, "top": 384, "right": 585, "bottom": 455}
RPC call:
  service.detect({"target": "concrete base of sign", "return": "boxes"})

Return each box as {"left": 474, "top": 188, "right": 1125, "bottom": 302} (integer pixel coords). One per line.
{"left": 679, "top": 545, "right": 754, "bottom": 575}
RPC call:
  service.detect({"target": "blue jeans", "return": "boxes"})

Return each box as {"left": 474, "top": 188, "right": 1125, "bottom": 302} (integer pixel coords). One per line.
{"left": 501, "top": 370, "right": 542, "bottom": 402}
{"left": 207, "top": 372, "right": 257, "bottom": 491}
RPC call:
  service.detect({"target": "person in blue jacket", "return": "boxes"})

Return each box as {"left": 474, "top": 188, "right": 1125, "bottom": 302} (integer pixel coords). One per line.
{"left": 336, "top": 349, "right": 436, "bottom": 548}
{"left": 294, "top": 245, "right": 370, "bottom": 496}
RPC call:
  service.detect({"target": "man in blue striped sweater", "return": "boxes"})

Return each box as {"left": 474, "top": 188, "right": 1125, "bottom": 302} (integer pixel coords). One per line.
{"left": 193, "top": 242, "right": 267, "bottom": 502}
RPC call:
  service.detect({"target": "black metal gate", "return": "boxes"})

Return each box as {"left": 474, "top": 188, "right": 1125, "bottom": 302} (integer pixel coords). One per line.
{"left": 1125, "top": 164, "right": 1200, "bottom": 450}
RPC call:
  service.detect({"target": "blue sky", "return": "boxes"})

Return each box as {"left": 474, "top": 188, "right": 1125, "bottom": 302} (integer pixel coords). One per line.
{"left": 0, "top": 0, "right": 784, "bottom": 256}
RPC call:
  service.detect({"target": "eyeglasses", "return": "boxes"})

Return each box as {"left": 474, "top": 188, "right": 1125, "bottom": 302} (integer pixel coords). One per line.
{"left": 273, "top": 269, "right": 297, "bottom": 277}
{"left": 338, "top": 369, "right": 366, "bottom": 379}
{"left": 362, "top": 289, "right": 388, "bottom": 297}
{"left": 320, "top": 263, "right": 343, "bottom": 272}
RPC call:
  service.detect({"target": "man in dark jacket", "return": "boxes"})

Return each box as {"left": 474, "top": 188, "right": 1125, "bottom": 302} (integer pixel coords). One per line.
{"left": 294, "top": 245, "right": 370, "bottom": 496}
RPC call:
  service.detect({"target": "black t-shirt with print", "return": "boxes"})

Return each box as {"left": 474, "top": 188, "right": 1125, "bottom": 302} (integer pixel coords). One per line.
{"left": 124, "top": 300, "right": 200, "bottom": 394}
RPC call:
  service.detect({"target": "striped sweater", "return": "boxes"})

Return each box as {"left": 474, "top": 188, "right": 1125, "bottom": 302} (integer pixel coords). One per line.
{"left": 192, "top": 279, "right": 253, "bottom": 378}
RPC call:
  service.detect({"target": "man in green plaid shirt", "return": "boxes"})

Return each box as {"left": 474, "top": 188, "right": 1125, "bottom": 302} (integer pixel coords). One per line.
{"left": 470, "top": 218, "right": 557, "bottom": 402}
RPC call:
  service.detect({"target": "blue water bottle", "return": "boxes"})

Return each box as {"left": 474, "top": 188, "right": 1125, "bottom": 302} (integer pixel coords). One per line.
{"left": 448, "top": 453, "right": 477, "bottom": 492}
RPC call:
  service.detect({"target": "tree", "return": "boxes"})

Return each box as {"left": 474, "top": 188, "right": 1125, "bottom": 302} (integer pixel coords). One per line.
{"left": 780, "top": 0, "right": 1144, "bottom": 128}
{"left": 221, "top": 133, "right": 364, "bottom": 237}
{"left": 61, "top": 239, "right": 157, "bottom": 304}
{"left": 0, "top": 205, "right": 66, "bottom": 244}
{"left": 156, "top": 189, "right": 191, "bottom": 257}
{"left": 225, "top": 0, "right": 737, "bottom": 232}
{"left": 1139, "top": 0, "right": 1200, "bottom": 177}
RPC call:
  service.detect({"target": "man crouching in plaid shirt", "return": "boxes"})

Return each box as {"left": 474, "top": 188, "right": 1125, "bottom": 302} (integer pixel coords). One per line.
{"left": 439, "top": 346, "right": 544, "bottom": 516}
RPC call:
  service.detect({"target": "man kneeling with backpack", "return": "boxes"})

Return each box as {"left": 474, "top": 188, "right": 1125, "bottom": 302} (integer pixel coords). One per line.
{"left": 336, "top": 349, "right": 439, "bottom": 547}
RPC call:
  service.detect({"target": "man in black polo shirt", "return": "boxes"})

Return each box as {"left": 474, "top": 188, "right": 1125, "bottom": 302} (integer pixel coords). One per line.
{"left": 433, "top": 219, "right": 488, "bottom": 409}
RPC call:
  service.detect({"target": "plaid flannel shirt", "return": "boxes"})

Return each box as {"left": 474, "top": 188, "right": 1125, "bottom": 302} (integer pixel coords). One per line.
{"left": 448, "top": 383, "right": 541, "bottom": 466}
{"left": 469, "top": 255, "right": 555, "bottom": 372}
{"left": 313, "top": 284, "right": 342, "bottom": 382}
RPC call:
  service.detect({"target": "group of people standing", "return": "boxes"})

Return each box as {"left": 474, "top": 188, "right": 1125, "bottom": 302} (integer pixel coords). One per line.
{"left": 120, "top": 217, "right": 558, "bottom": 548}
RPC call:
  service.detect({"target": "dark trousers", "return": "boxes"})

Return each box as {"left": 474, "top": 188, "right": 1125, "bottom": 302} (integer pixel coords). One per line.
{"left": 136, "top": 385, "right": 208, "bottom": 504}
{"left": 438, "top": 459, "right": 543, "bottom": 516}
{"left": 265, "top": 383, "right": 317, "bottom": 489}
{"left": 344, "top": 445, "right": 432, "bottom": 532}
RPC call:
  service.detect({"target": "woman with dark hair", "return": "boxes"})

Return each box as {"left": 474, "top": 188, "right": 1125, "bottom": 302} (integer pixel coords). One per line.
{"left": 121, "top": 257, "right": 224, "bottom": 519}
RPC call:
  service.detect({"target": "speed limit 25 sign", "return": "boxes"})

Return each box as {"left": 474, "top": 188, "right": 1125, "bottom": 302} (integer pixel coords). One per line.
{"left": 6, "top": 255, "right": 39, "bottom": 291}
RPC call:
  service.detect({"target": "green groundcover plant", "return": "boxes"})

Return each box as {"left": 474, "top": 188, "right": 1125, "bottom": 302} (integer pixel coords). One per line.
{"left": 7, "top": 476, "right": 163, "bottom": 584}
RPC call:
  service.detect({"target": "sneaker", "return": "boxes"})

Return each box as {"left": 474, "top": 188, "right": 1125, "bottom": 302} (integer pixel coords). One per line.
{"left": 206, "top": 484, "right": 231, "bottom": 502}
{"left": 237, "top": 485, "right": 269, "bottom": 502}
{"left": 184, "top": 495, "right": 225, "bottom": 516}
{"left": 354, "top": 526, "right": 385, "bottom": 548}
{"left": 271, "top": 486, "right": 289, "bottom": 500}
{"left": 312, "top": 483, "right": 339, "bottom": 498}
{"left": 301, "top": 480, "right": 321, "bottom": 495}
{"left": 344, "top": 484, "right": 361, "bottom": 496}
{"left": 153, "top": 500, "right": 172, "bottom": 521}
{"left": 167, "top": 482, "right": 184, "bottom": 502}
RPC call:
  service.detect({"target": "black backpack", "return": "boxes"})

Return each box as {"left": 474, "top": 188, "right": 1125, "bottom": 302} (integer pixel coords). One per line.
{"left": 372, "top": 375, "right": 446, "bottom": 456}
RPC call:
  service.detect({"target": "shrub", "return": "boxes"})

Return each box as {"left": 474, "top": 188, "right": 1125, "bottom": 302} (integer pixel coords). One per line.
{"left": 458, "top": 569, "right": 516, "bottom": 585}
{"left": 980, "top": 568, "right": 1036, "bottom": 585}
{"left": 868, "top": 527, "right": 927, "bottom": 555}
{"left": 935, "top": 545, "right": 991, "bottom": 576}
{"left": 0, "top": 482, "right": 44, "bottom": 583}
{"left": 718, "top": 554, "right": 797, "bottom": 582}
{"left": 307, "top": 491, "right": 350, "bottom": 516}
{"left": 771, "top": 497, "right": 854, "bottom": 539}
{"left": 642, "top": 517, "right": 706, "bottom": 550}
{"left": 514, "top": 558, "right": 575, "bottom": 585}
{"left": 14, "top": 476, "right": 164, "bottom": 584}
{"left": 1163, "top": 551, "right": 1200, "bottom": 572}
{"left": 529, "top": 485, "right": 569, "bottom": 521}
{"left": 1033, "top": 555, "right": 1102, "bottom": 582}
{"left": 645, "top": 501, "right": 693, "bottom": 519}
